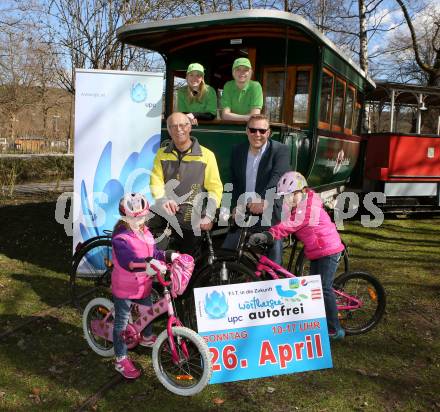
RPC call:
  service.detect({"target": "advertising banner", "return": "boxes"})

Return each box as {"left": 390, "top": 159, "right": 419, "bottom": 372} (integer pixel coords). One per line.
{"left": 73, "top": 69, "right": 163, "bottom": 251}
{"left": 194, "top": 276, "right": 333, "bottom": 384}
{"left": 307, "top": 135, "right": 360, "bottom": 187}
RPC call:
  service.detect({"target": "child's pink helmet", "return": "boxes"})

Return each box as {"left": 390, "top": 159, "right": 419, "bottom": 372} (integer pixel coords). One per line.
{"left": 170, "top": 254, "right": 195, "bottom": 298}
{"left": 277, "top": 171, "right": 308, "bottom": 195}
{"left": 119, "top": 193, "right": 150, "bottom": 217}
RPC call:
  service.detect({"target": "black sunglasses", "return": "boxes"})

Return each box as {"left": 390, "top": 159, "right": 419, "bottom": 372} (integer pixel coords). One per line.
{"left": 248, "top": 127, "right": 269, "bottom": 134}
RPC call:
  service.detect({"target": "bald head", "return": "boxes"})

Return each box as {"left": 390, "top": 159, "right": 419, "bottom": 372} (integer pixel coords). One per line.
{"left": 167, "top": 112, "right": 192, "bottom": 152}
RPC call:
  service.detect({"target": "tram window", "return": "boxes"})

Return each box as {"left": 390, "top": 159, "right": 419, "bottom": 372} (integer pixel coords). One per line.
{"left": 172, "top": 71, "right": 187, "bottom": 111}
{"left": 344, "top": 86, "right": 355, "bottom": 133}
{"left": 319, "top": 70, "right": 334, "bottom": 128}
{"left": 292, "top": 70, "right": 310, "bottom": 124}
{"left": 264, "top": 70, "right": 285, "bottom": 123}
{"left": 332, "top": 78, "right": 345, "bottom": 131}
{"left": 353, "top": 93, "right": 362, "bottom": 133}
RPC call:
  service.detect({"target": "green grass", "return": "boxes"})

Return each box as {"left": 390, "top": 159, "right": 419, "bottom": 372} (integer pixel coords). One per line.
{"left": 1, "top": 197, "right": 439, "bottom": 411}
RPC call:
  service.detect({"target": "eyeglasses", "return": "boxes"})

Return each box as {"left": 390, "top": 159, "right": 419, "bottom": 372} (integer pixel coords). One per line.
{"left": 169, "top": 123, "right": 191, "bottom": 130}
{"left": 248, "top": 127, "right": 269, "bottom": 134}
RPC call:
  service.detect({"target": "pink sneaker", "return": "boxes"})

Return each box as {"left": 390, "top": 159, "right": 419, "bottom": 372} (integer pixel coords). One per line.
{"left": 115, "top": 357, "right": 141, "bottom": 379}
{"left": 139, "top": 334, "right": 157, "bottom": 347}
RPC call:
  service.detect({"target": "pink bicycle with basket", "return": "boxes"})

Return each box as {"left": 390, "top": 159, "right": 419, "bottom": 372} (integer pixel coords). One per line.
{"left": 82, "top": 254, "right": 212, "bottom": 396}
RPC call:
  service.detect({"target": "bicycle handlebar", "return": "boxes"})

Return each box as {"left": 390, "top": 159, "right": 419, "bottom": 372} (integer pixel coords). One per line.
{"left": 128, "top": 261, "right": 172, "bottom": 287}
{"left": 128, "top": 262, "right": 147, "bottom": 270}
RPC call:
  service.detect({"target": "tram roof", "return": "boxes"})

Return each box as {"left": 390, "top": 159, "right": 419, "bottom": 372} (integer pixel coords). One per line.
{"left": 367, "top": 81, "right": 440, "bottom": 106}
{"left": 117, "top": 9, "right": 375, "bottom": 87}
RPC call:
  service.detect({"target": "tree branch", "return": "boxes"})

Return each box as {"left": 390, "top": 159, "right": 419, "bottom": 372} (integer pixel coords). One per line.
{"left": 395, "top": 0, "right": 434, "bottom": 74}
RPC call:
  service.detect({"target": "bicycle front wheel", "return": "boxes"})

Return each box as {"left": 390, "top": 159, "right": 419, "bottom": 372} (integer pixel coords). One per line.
{"left": 152, "top": 326, "right": 212, "bottom": 396}
{"left": 70, "top": 238, "right": 112, "bottom": 309}
{"left": 333, "top": 271, "right": 386, "bottom": 335}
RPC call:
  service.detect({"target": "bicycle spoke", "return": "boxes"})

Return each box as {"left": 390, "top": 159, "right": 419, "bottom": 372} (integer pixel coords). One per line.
{"left": 334, "top": 271, "right": 386, "bottom": 335}
{"left": 157, "top": 335, "right": 206, "bottom": 388}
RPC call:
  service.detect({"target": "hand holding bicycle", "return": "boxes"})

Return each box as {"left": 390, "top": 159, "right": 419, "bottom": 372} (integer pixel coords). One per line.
{"left": 248, "top": 231, "right": 274, "bottom": 247}
{"left": 199, "top": 216, "right": 213, "bottom": 231}
{"left": 146, "top": 258, "right": 167, "bottom": 275}
{"left": 232, "top": 201, "right": 262, "bottom": 229}
{"left": 247, "top": 199, "right": 268, "bottom": 215}
{"left": 163, "top": 199, "right": 179, "bottom": 215}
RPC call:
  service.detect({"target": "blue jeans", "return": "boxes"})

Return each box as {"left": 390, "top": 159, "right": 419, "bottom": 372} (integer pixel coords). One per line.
{"left": 222, "top": 230, "right": 283, "bottom": 265}
{"left": 113, "top": 296, "right": 153, "bottom": 357}
{"left": 310, "top": 253, "right": 342, "bottom": 332}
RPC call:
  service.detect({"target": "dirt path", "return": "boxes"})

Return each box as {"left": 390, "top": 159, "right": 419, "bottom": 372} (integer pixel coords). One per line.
{"left": 1, "top": 179, "right": 73, "bottom": 195}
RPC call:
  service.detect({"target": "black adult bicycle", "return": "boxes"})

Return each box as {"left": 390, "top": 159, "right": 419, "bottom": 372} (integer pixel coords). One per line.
{"left": 69, "top": 209, "right": 256, "bottom": 310}
{"left": 70, "top": 231, "right": 113, "bottom": 309}
{"left": 285, "top": 234, "right": 350, "bottom": 277}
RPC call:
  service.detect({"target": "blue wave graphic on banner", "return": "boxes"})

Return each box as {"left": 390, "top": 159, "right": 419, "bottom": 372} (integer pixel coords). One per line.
{"left": 80, "top": 134, "right": 160, "bottom": 243}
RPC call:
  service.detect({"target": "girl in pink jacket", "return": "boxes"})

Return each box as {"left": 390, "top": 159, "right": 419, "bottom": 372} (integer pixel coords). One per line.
{"left": 249, "top": 172, "right": 345, "bottom": 340}
{"left": 112, "top": 193, "right": 171, "bottom": 379}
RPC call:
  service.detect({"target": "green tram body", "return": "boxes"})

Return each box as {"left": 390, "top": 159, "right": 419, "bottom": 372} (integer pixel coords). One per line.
{"left": 117, "top": 9, "right": 375, "bottom": 199}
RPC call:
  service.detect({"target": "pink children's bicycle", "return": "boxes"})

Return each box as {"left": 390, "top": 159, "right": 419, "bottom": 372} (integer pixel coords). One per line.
{"left": 223, "top": 210, "right": 387, "bottom": 336}
{"left": 185, "top": 217, "right": 386, "bottom": 336}
{"left": 82, "top": 255, "right": 212, "bottom": 396}
{"left": 253, "top": 253, "right": 386, "bottom": 335}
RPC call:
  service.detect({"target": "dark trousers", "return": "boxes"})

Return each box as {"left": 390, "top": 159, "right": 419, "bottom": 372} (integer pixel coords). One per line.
{"left": 310, "top": 252, "right": 342, "bottom": 332}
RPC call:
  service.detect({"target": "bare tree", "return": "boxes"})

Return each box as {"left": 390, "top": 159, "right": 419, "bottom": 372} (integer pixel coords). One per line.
{"left": 0, "top": 28, "right": 63, "bottom": 141}
{"left": 393, "top": 0, "right": 440, "bottom": 86}
{"left": 40, "top": 0, "right": 179, "bottom": 94}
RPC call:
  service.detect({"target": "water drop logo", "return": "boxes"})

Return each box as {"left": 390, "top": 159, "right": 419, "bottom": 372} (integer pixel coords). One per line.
{"left": 131, "top": 83, "right": 147, "bottom": 103}
{"left": 79, "top": 136, "right": 160, "bottom": 270}
{"left": 204, "top": 291, "right": 228, "bottom": 319}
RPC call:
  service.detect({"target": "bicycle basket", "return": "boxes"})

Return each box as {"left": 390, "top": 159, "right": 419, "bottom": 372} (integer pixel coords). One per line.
{"left": 170, "top": 254, "right": 195, "bottom": 298}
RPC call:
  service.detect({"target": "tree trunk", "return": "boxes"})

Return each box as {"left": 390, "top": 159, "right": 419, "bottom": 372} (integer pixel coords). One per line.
{"left": 358, "top": 0, "right": 370, "bottom": 132}
{"left": 358, "top": 0, "right": 368, "bottom": 74}
{"left": 428, "top": 49, "right": 440, "bottom": 86}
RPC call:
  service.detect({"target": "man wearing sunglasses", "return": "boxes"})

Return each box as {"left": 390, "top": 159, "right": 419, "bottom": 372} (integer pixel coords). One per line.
{"left": 223, "top": 114, "right": 290, "bottom": 264}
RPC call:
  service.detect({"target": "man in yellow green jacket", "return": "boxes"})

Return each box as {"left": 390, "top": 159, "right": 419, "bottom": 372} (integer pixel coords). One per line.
{"left": 150, "top": 112, "right": 223, "bottom": 253}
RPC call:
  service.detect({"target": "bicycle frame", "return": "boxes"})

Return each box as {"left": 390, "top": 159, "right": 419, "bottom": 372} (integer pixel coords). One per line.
{"left": 232, "top": 208, "right": 349, "bottom": 275}
{"left": 89, "top": 266, "right": 189, "bottom": 364}
{"left": 253, "top": 254, "right": 363, "bottom": 311}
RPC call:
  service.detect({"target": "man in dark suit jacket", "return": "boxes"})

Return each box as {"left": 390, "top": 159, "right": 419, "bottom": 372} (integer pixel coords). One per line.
{"left": 222, "top": 114, "right": 290, "bottom": 264}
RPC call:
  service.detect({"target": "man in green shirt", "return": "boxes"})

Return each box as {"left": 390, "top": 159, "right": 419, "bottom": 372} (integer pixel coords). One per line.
{"left": 221, "top": 57, "right": 263, "bottom": 121}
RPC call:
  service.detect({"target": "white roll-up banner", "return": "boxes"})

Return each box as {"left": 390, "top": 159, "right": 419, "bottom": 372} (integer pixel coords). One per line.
{"left": 73, "top": 69, "right": 163, "bottom": 257}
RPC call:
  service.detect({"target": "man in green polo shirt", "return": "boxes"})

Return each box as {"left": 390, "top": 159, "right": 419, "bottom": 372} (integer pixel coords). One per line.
{"left": 221, "top": 57, "right": 263, "bottom": 121}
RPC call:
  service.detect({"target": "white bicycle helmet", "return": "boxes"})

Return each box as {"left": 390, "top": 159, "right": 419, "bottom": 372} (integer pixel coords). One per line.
{"left": 277, "top": 171, "right": 308, "bottom": 195}
{"left": 119, "top": 193, "right": 150, "bottom": 217}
